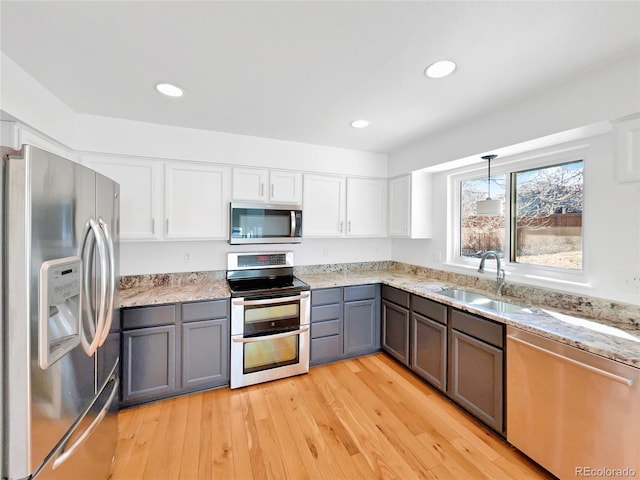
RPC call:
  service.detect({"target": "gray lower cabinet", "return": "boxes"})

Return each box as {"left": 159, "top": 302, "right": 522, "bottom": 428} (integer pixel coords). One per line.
{"left": 381, "top": 285, "right": 410, "bottom": 365}
{"left": 344, "top": 285, "right": 380, "bottom": 357}
{"left": 181, "top": 300, "right": 229, "bottom": 391}
{"left": 310, "top": 284, "right": 380, "bottom": 365}
{"left": 121, "top": 299, "right": 229, "bottom": 407}
{"left": 122, "top": 324, "right": 176, "bottom": 404}
{"left": 310, "top": 287, "right": 343, "bottom": 365}
{"left": 410, "top": 295, "right": 447, "bottom": 392}
{"left": 448, "top": 308, "right": 504, "bottom": 433}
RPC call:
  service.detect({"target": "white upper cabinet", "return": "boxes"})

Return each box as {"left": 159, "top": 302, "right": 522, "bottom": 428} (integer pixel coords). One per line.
{"left": 83, "top": 155, "right": 231, "bottom": 241}
{"left": 269, "top": 170, "right": 303, "bottom": 204}
{"left": 346, "top": 177, "right": 387, "bottom": 237}
{"left": 613, "top": 114, "right": 640, "bottom": 183}
{"left": 231, "top": 167, "right": 268, "bottom": 202}
{"left": 303, "top": 174, "right": 387, "bottom": 238}
{"left": 83, "top": 155, "right": 161, "bottom": 241}
{"left": 232, "top": 167, "right": 302, "bottom": 204}
{"left": 389, "top": 175, "right": 411, "bottom": 237}
{"left": 388, "top": 172, "right": 432, "bottom": 239}
{"left": 164, "top": 163, "right": 230, "bottom": 240}
{"left": 303, "top": 174, "right": 346, "bottom": 237}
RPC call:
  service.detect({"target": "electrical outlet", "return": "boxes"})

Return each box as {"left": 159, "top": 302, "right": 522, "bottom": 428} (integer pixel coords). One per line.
{"left": 629, "top": 275, "right": 640, "bottom": 289}
{"left": 431, "top": 251, "right": 443, "bottom": 263}
{"left": 322, "top": 248, "right": 329, "bottom": 257}
{"left": 184, "top": 253, "right": 191, "bottom": 263}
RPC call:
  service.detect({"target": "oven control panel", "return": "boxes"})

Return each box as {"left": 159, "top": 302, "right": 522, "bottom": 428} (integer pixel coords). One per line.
{"left": 228, "top": 251, "right": 293, "bottom": 270}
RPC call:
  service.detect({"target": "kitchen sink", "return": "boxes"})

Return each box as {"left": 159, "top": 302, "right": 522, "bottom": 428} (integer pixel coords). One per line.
{"left": 438, "top": 288, "right": 530, "bottom": 314}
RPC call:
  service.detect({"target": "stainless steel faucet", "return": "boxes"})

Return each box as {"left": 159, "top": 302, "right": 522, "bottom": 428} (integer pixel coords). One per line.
{"left": 478, "top": 251, "right": 506, "bottom": 295}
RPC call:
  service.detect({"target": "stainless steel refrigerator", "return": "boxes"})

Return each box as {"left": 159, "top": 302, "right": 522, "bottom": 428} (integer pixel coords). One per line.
{"left": 1, "top": 145, "right": 120, "bottom": 479}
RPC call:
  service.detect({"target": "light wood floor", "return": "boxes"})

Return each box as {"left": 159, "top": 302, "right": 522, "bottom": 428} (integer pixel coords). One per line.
{"left": 111, "top": 353, "right": 553, "bottom": 480}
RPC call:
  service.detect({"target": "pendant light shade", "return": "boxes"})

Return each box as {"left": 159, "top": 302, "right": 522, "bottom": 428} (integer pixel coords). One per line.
{"left": 476, "top": 154, "right": 503, "bottom": 216}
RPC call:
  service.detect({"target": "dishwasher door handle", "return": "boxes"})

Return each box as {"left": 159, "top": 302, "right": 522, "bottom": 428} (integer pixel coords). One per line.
{"left": 507, "top": 334, "right": 635, "bottom": 387}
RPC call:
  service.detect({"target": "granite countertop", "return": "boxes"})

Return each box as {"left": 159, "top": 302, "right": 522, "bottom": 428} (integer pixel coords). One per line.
{"left": 119, "top": 269, "right": 640, "bottom": 370}
{"left": 119, "top": 280, "right": 230, "bottom": 307}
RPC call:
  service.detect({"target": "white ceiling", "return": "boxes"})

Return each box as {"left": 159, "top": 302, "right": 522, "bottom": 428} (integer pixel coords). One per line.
{"left": 1, "top": 1, "right": 639, "bottom": 153}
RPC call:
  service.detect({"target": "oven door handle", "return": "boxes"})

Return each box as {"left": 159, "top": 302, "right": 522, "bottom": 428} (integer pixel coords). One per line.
{"left": 232, "top": 325, "right": 309, "bottom": 343}
{"left": 232, "top": 292, "right": 309, "bottom": 306}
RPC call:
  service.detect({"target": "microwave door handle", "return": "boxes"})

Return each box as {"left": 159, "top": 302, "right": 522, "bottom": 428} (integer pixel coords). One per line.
{"left": 290, "top": 211, "right": 296, "bottom": 237}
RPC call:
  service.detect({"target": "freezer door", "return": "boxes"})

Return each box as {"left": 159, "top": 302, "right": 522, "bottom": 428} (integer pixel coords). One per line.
{"left": 34, "top": 371, "right": 119, "bottom": 480}
{"left": 4, "top": 146, "right": 101, "bottom": 479}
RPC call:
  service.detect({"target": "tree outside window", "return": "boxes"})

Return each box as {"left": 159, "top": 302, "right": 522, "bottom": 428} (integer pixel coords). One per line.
{"left": 512, "top": 160, "right": 583, "bottom": 270}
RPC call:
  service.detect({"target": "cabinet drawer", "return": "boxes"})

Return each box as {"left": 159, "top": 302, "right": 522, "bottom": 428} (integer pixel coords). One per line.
{"left": 312, "top": 319, "right": 341, "bottom": 338}
{"left": 312, "top": 288, "right": 342, "bottom": 306}
{"left": 182, "top": 299, "right": 228, "bottom": 322}
{"left": 381, "top": 285, "right": 410, "bottom": 308}
{"left": 312, "top": 303, "right": 341, "bottom": 323}
{"left": 344, "top": 284, "right": 377, "bottom": 302}
{"left": 412, "top": 295, "right": 447, "bottom": 325}
{"left": 311, "top": 335, "right": 342, "bottom": 362}
{"left": 122, "top": 304, "right": 176, "bottom": 329}
{"left": 450, "top": 309, "right": 503, "bottom": 348}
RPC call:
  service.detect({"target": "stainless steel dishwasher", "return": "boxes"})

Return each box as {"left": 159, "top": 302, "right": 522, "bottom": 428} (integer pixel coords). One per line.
{"left": 507, "top": 327, "right": 639, "bottom": 479}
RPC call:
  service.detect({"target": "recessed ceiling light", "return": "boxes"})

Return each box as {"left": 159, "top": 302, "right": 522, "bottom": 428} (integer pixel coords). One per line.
{"left": 424, "top": 60, "right": 457, "bottom": 79}
{"left": 155, "top": 83, "right": 184, "bottom": 97}
{"left": 350, "top": 119, "right": 370, "bottom": 129}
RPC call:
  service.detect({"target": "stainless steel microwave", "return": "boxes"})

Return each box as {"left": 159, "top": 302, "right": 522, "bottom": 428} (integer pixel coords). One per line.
{"left": 229, "top": 202, "right": 302, "bottom": 244}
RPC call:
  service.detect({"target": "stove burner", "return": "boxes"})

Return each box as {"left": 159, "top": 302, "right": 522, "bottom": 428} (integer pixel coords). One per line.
{"left": 226, "top": 251, "right": 309, "bottom": 298}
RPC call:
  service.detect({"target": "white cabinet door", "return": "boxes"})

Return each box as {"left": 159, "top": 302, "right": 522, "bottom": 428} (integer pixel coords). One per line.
{"left": 269, "top": 170, "right": 303, "bottom": 204}
{"left": 82, "top": 155, "right": 160, "bottom": 240}
{"left": 303, "top": 174, "right": 346, "bottom": 237}
{"left": 389, "top": 175, "right": 411, "bottom": 237}
{"left": 346, "top": 177, "right": 387, "bottom": 237}
{"left": 232, "top": 167, "right": 268, "bottom": 202}
{"left": 388, "top": 172, "right": 432, "bottom": 239}
{"left": 165, "top": 163, "right": 230, "bottom": 240}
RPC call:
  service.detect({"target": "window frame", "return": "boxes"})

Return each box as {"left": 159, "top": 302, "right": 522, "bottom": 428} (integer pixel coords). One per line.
{"left": 449, "top": 143, "right": 589, "bottom": 285}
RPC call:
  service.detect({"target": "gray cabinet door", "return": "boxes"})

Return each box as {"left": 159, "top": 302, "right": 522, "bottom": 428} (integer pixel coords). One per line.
{"left": 449, "top": 329, "right": 503, "bottom": 433}
{"left": 182, "top": 318, "right": 229, "bottom": 390}
{"left": 381, "top": 300, "right": 410, "bottom": 366}
{"left": 122, "top": 325, "right": 176, "bottom": 404}
{"left": 344, "top": 299, "right": 379, "bottom": 356}
{"left": 411, "top": 313, "right": 446, "bottom": 391}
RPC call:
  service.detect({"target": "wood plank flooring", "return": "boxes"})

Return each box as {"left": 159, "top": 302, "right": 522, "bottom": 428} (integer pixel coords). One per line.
{"left": 111, "top": 353, "right": 553, "bottom": 480}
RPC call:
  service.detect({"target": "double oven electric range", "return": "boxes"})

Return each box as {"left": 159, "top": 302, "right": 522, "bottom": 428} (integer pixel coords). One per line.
{"left": 226, "top": 252, "right": 310, "bottom": 389}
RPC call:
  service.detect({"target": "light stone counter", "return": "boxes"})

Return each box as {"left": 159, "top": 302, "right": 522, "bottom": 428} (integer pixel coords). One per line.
{"left": 119, "top": 280, "right": 230, "bottom": 307}
{"left": 299, "top": 270, "right": 640, "bottom": 370}
{"left": 119, "top": 265, "right": 640, "bottom": 369}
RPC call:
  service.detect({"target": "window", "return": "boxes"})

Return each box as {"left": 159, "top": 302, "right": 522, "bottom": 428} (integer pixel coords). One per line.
{"left": 460, "top": 175, "right": 506, "bottom": 258}
{"left": 512, "top": 161, "right": 583, "bottom": 270}
{"left": 452, "top": 150, "right": 585, "bottom": 277}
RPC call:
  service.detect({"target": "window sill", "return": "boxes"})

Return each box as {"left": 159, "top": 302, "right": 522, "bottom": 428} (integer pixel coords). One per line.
{"left": 443, "top": 261, "right": 594, "bottom": 294}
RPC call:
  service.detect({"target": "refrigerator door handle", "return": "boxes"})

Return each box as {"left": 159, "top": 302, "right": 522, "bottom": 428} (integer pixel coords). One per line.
{"left": 97, "top": 217, "right": 116, "bottom": 345}
{"left": 51, "top": 376, "right": 118, "bottom": 470}
{"left": 80, "top": 216, "right": 108, "bottom": 356}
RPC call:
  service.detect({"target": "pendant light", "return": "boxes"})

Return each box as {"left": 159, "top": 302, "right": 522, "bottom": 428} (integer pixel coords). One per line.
{"left": 476, "top": 154, "right": 503, "bottom": 216}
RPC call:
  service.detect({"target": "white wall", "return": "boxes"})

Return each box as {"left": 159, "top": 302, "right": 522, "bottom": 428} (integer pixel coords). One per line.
{"left": 389, "top": 50, "right": 640, "bottom": 304}
{"left": 74, "top": 114, "right": 387, "bottom": 177}
{"left": 120, "top": 238, "right": 392, "bottom": 275}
